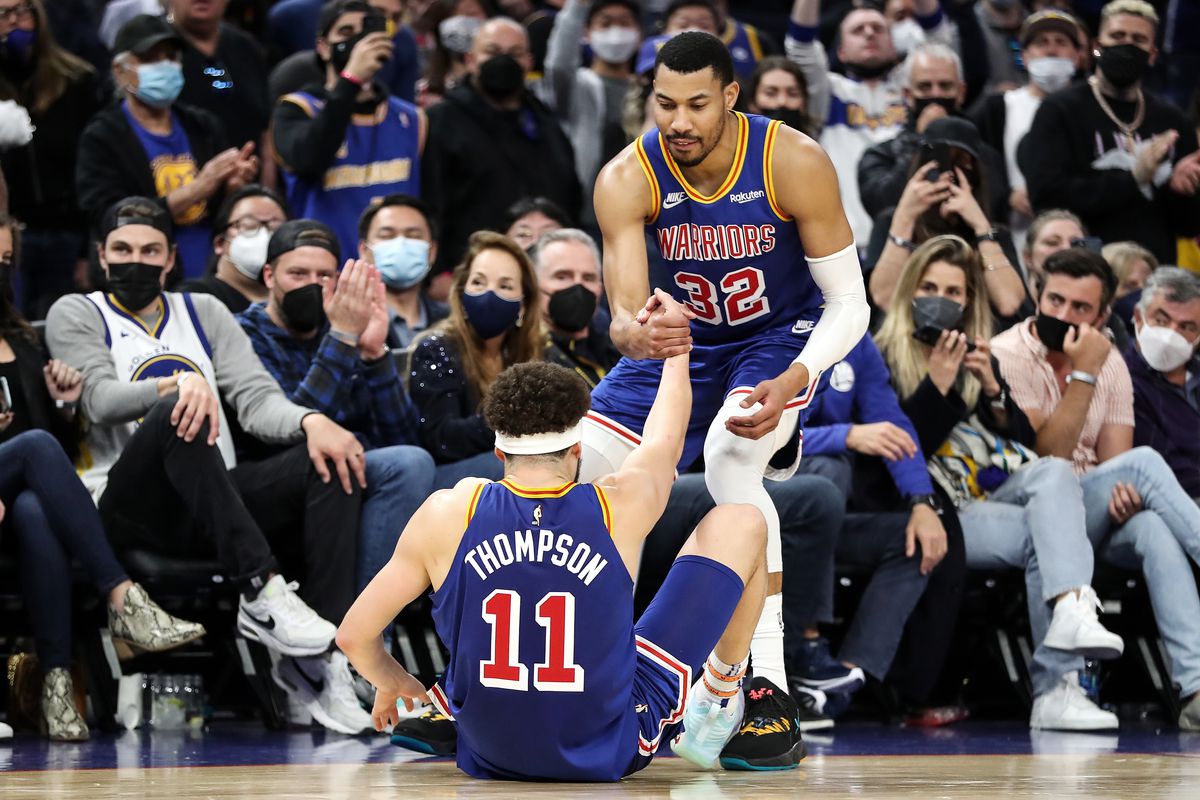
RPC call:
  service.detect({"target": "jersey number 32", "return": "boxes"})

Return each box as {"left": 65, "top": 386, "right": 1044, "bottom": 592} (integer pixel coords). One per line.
{"left": 674, "top": 266, "right": 770, "bottom": 325}
{"left": 479, "top": 589, "right": 584, "bottom": 692}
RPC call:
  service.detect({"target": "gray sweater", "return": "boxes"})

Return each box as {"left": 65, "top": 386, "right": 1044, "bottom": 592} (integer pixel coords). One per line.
{"left": 46, "top": 292, "right": 311, "bottom": 445}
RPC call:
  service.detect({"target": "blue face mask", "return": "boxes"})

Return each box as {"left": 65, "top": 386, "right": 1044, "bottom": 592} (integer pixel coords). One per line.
{"left": 0, "top": 28, "right": 36, "bottom": 65}
{"left": 134, "top": 60, "right": 184, "bottom": 108}
{"left": 372, "top": 237, "right": 431, "bottom": 290}
{"left": 461, "top": 289, "right": 521, "bottom": 339}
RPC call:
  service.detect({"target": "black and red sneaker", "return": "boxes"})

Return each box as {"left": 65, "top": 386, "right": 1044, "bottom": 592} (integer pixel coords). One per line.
{"left": 718, "top": 676, "right": 807, "bottom": 770}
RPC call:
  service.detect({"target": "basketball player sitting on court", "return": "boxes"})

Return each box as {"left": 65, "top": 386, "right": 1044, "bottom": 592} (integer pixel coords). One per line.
{"left": 338, "top": 315, "right": 793, "bottom": 780}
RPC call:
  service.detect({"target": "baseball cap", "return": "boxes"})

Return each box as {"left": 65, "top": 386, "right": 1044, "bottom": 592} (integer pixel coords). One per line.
{"left": 266, "top": 219, "right": 341, "bottom": 268}
{"left": 1019, "top": 9, "right": 1085, "bottom": 49}
{"left": 924, "top": 117, "right": 982, "bottom": 161}
{"left": 100, "top": 197, "right": 174, "bottom": 244}
{"left": 317, "top": 0, "right": 373, "bottom": 39}
{"left": 112, "top": 14, "right": 183, "bottom": 57}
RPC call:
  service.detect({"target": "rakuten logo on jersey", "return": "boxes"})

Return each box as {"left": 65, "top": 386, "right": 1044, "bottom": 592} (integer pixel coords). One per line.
{"left": 729, "top": 190, "right": 765, "bottom": 204}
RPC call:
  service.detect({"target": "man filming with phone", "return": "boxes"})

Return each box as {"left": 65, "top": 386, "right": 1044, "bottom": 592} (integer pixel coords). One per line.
{"left": 272, "top": 0, "right": 426, "bottom": 259}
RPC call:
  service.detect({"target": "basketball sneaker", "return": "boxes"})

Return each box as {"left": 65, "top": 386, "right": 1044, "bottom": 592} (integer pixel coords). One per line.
{"left": 672, "top": 684, "right": 746, "bottom": 769}
{"left": 1030, "top": 671, "right": 1118, "bottom": 731}
{"left": 391, "top": 708, "right": 458, "bottom": 755}
{"left": 273, "top": 651, "right": 373, "bottom": 735}
{"left": 238, "top": 575, "right": 336, "bottom": 657}
{"left": 718, "top": 677, "right": 806, "bottom": 770}
{"left": 790, "top": 636, "right": 866, "bottom": 693}
{"left": 1042, "top": 587, "right": 1124, "bottom": 660}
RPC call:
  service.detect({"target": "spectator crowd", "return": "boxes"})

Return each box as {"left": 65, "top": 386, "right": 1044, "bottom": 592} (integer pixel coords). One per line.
{"left": 1, "top": 0, "right": 1199, "bottom": 744}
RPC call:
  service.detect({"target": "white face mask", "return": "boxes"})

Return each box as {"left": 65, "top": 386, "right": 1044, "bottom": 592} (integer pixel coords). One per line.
{"left": 1026, "top": 56, "right": 1075, "bottom": 93}
{"left": 590, "top": 26, "right": 640, "bottom": 64}
{"left": 890, "top": 18, "right": 926, "bottom": 57}
{"left": 1137, "top": 321, "right": 1195, "bottom": 373}
{"left": 227, "top": 227, "right": 272, "bottom": 281}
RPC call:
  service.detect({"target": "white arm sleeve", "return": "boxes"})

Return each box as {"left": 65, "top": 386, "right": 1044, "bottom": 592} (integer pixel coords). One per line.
{"left": 793, "top": 243, "right": 870, "bottom": 382}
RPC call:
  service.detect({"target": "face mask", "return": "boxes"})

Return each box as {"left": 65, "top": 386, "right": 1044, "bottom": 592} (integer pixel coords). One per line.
{"left": 912, "top": 295, "right": 964, "bottom": 337}
{"left": 106, "top": 261, "right": 165, "bottom": 311}
{"left": 0, "top": 28, "right": 35, "bottom": 65}
{"left": 0, "top": 260, "right": 12, "bottom": 291}
{"left": 910, "top": 95, "right": 957, "bottom": 124}
{"left": 227, "top": 228, "right": 272, "bottom": 281}
{"left": 762, "top": 106, "right": 805, "bottom": 131}
{"left": 134, "top": 60, "right": 184, "bottom": 108}
{"left": 462, "top": 289, "right": 521, "bottom": 339}
{"left": 439, "top": 15, "right": 482, "bottom": 55}
{"left": 1026, "top": 56, "right": 1075, "bottom": 93}
{"left": 1034, "top": 312, "right": 1075, "bottom": 352}
{"left": 547, "top": 284, "right": 598, "bottom": 333}
{"left": 1112, "top": 289, "right": 1141, "bottom": 324}
{"left": 478, "top": 53, "right": 525, "bottom": 99}
{"left": 1137, "top": 321, "right": 1194, "bottom": 373}
{"left": 890, "top": 18, "right": 926, "bottom": 57}
{"left": 280, "top": 283, "right": 327, "bottom": 334}
{"left": 372, "top": 237, "right": 431, "bottom": 290}
{"left": 1097, "top": 43, "right": 1150, "bottom": 89}
{"left": 330, "top": 33, "right": 362, "bottom": 74}
{"left": 845, "top": 60, "right": 893, "bottom": 81}
{"left": 590, "top": 26, "right": 640, "bottom": 64}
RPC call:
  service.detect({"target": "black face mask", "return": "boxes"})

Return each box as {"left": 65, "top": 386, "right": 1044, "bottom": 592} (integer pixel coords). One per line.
{"left": 280, "top": 283, "right": 327, "bottom": 334}
{"left": 330, "top": 33, "right": 362, "bottom": 74}
{"left": 478, "top": 53, "right": 525, "bottom": 99}
{"left": 547, "top": 284, "right": 598, "bottom": 333}
{"left": 910, "top": 96, "right": 958, "bottom": 126}
{"left": 106, "top": 261, "right": 164, "bottom": 311}
{"left": 912, "top": 295, "right": 964, "bottom": 340}
{"left": 761, "top": 107, "right": 806, "bottom": 131}
{"left": 844, "top": 60, "right": 894, "bottom": 81}
{"left": 1097, "top": 44, "right": 1151, "bottom": 89}
{"left": 1035, "top": 312, "right": 1075, "bottom": 352}
{"left": 1113, "top": 289, "right": 1141, "bottom": 326}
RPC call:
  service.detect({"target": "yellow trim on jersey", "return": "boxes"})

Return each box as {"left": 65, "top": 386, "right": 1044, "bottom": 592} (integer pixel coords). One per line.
{"left": 660, "top": 112, "right": 749, "bottom": 204}
{"left": 130, "top": 355, "right": 202, "bottom": 383}
{"left": 720, "top": 20, "right": 737, "bottom": 46}
{"left": 763, "top": 120, "right": 793, "bottom": 222}
{"left": 745, "top": 25, "right": 764, "bottom": 61}
{"left": 108, "top": 294, "right": 166, "bottom": 337}
{"left": 465, "top": 482, "right": 486, "bottom": 527}
{"left": 634, "top": 136, "right": 662, "bottom": 224}
{"left": 593, "top": 485, "right": 613, "bottom": 535}
{"left": 498, "top": 479, "right": 577, "bottom": 499}
{"left": 280, "top": 93, "right": 317, "bottom": 118}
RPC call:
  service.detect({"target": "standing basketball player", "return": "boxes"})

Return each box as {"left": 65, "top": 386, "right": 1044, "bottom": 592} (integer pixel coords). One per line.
{"left": 338, "top": 344, "right": 798, "bottom": 779}
{"left": 581, "top": 31, "right": 870, "bottom": 764}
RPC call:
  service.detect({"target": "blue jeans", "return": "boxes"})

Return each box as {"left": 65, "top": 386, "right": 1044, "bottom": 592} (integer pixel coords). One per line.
{"left": 433, "top": 450, "right": 504, "bottom": 491}
{"left": 356, "top": 446, "right": 437, "bottom": 592}
{"left": 1081, "top": 448, "right": 1200, "bottom": 698}
{"left": 958, "top": 457, "right": 1096, "bottom": 697}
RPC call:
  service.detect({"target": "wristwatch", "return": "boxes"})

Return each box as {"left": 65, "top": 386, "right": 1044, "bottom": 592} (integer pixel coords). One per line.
{"left": 987, "top": 387, "right": 1007, "bottom": 410}
{"left": 906, "top": 493, "right": 943, "bottom": 514}
{"left": 889, "top": 233, "right": 916, "bottom": 251}
{"left": 974, "top": 228, "right": 1000, "bottom": 244}
{"left": 1065, "top": 370, "right": 1098, "bottom": 387}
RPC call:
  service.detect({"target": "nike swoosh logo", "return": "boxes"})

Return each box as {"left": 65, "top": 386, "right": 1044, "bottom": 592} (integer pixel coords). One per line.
{"left": 244, "top": 611, "right": 276, "bottom": 630}
{"left": 663, "top": 196, "right": 687, "bottom": 209}
{"left": 295, "top": 664, "right": 325, "bottom": 695}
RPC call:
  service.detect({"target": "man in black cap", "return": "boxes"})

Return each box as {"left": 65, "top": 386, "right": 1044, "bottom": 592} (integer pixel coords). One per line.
{"left": 44, "top": 196, "right": 375, "bottom": 736}
{"left": 76, "top": 14, "right": 258, "bottom": 279}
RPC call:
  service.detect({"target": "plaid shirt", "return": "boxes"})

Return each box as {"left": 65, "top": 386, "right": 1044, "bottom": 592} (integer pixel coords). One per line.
{"left": 237, "top": 302, "right": 421, "bottom": 450}
{"left": 1124, "top": 342, "right": 1200, "bottom": 497}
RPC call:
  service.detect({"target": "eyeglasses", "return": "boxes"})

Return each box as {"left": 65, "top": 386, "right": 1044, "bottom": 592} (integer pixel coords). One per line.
{"left": 0, "top": 2, "right": 33, "bottom": 23}
{"left": 204, "top": 61, "right": 234, "bottom": 92}
{"left": 229, "top": 216, "right": 284, "bottom": 235}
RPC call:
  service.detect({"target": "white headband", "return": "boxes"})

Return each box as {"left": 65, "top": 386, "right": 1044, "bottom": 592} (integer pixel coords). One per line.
{"left": 495, "top": 421, "right": 583, "bottom": 455}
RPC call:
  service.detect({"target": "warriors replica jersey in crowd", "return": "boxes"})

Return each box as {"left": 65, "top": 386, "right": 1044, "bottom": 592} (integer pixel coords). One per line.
{"left": 634, "top": 112, "right": 823, "bottom": 345}
{"left": 430, "top": 479, "right": 640, "bottom": 781}
{"left": 77, "top": 291, "right": 234, "bottom": 500}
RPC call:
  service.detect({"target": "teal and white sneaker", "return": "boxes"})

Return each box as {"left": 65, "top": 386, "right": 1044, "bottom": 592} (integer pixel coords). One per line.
{"left": 671, "top": 687, "right": 745, "bottom": 769}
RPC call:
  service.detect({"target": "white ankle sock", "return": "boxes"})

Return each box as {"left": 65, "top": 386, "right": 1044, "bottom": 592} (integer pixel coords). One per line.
{"left": 700, "top": 651, "right": 747, "bottom": 704}
{"left": 750, "top": 594, "right": 787, "bottom": 688}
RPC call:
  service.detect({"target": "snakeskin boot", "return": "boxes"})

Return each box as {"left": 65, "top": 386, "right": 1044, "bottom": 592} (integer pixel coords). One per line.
{"left": 42, "top": 668, "right": 88, "bottom": 742}
{"left": 109, "top": 583, "right": 206, "bottom": 658}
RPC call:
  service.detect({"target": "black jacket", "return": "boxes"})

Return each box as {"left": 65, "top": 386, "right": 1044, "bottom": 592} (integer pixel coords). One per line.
{"left": 1, "top": 334, "right": 79, "bottom": 460}
{"left": 75, "top": 100, "right": 228, "bottom": 233}
{"left": 422, "top": 82, "right": 581, "bottom": 273}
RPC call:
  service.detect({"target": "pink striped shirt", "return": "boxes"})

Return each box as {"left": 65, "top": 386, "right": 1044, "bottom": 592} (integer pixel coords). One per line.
{"left": 991, "top": 319, "right": 1134, "bottom": 474}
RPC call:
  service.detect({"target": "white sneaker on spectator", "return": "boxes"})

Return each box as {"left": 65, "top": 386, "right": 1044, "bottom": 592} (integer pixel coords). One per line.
{"left": 238, "top": 574, "right": 336, "bottom": 657}
{"left": 1030, "top": 672, "right": 1119, "bottom": 731}
{"left": 274, "top": 651, "right": 373, "bottom": 735}
{"left": 1043, "top": 586, "right": 1124, "bottom": 660}
{"left": 1, "top": 719, "right": 12, "bottom": 739}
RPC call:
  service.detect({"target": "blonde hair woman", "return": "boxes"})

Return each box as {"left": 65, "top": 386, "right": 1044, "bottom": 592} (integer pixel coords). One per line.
{"left": 876, "top": 234, "right": 1126, "bottom": 731}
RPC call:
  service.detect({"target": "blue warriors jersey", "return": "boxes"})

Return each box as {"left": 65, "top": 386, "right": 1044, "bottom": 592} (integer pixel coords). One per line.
{"left": 634, "top": 112, "right": 823, "bottom": 346}
{"left": 721, "top": 20, "right": 765, "bottom": 79}
{"left": 430, "top": 480, "right": 640, "bottom": 781}
{"left": 279, "top": 92, "right": 421, "bottom": 258}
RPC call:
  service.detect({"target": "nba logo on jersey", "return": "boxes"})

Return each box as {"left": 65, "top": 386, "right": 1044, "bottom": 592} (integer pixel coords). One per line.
{"left": 531, "top": 504, "right": 543, "bottom": 526}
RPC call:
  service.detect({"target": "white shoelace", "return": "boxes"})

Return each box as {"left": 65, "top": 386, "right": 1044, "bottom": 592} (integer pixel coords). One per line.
{"left": 1077, "top": 586, "right": 1104, "bottom": 620}
{"left": 273, "top": 580, "right": 322, "bottom": 625}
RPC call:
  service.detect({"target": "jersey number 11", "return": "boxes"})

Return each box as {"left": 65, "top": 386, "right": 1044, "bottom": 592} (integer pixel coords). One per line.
{"left": 479, "top": 589, "right": 585, "bottom": 692}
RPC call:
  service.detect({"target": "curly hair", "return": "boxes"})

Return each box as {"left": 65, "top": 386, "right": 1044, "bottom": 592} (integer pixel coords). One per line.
{"left": 482, "top": 362, "right": 592, "bottom": 441}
